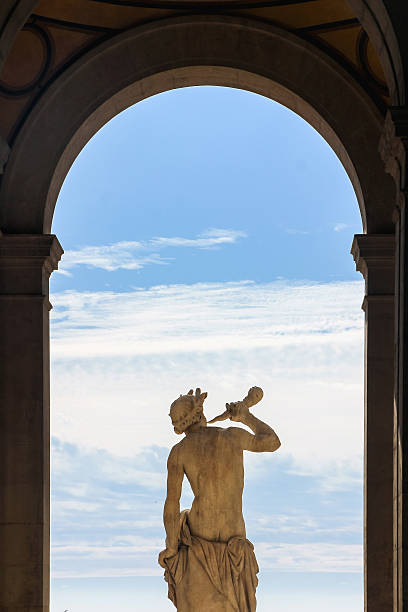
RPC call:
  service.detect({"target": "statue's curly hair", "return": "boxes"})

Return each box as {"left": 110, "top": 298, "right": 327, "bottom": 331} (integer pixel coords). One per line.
{"left": 170, "top": 388, "right": 208, "bottom": 434}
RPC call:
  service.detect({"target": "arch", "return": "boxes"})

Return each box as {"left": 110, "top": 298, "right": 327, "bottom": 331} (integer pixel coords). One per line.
{"left": 347, "top": 0, "right": 405, "bottom": 105}
{"left": 0, "top": 14, "right": 396, "bottom": 235}
{"left": 0, "top": 2, "right": 404, "bottom": 107}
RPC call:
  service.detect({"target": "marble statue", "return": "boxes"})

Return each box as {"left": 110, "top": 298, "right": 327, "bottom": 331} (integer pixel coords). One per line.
{"left": 158, "top": 386, "right": 281, "bottom": 611}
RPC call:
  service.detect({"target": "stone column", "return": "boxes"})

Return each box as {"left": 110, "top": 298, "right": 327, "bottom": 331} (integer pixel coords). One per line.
{"left": 352, "top": 233, "right": 395, "bottom": 612}
{"left": 379, "top": 107, "right": 408, "bottom": 612}
{"left": 0, "top": 234, "right": 63, "bottom": 611}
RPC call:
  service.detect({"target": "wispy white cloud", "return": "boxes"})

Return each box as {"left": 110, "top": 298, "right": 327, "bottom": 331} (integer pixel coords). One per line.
{"left": 150, "top": 228, "right": 246, "bottom": 249}
{"left": 51, "top": 280, "right": 363, "bottom": 357}
{"left": 60, "top": 242, "right": 168, "bottom": 273}
{"left": 51, "top": 519, "right": 362, "bottom": 576}
{"left": 50, "top": 279, "right": 364, "bottom": 478}
{"left": 54, "top": 500, "right": 100, "bottom": 513}
{"left": 51, "top": 542, "right": 361, "bottom": 577}
{"left": 50, "top": 437, "right": 362, "bottom": 580}
{"left": 58, "top": 229, "right": 246, "bottom": 274}
{"left": 256, "top": 542, "right": 362, "bottom": 573}
{"left": 250, "top": 512, "right": 361, "bottom": 537}
{"left": 50, "top": 280, "right": 363, "bottom": 585}
{"left": 334, "top": 223, "right": 348, "bottom": 232}
{"left": 53, "top": 540, "right": 161, "bottom": 560}
{"left": 53, "top": 567, "right": 163, "bottom": 578}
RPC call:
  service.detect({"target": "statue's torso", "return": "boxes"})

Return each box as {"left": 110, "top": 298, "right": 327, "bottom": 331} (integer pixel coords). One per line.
{"left": 178, "top": 427, "right": 246, "bottom": 542}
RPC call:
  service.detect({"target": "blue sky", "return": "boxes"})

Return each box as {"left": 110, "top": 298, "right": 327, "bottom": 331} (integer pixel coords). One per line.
{"left": 49, "top": 86, "right": 364, "bottom": 611}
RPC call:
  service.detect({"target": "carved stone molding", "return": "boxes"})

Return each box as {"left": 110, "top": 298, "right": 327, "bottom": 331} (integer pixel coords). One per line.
{"left": 351, "top": 233, "right": 395, "bottom": 298}
{"left": 0, "top": 233, "right": 63, "bottom": 273}
{"left": 0, "top": 233, "right": 63, "bottom": 296}
{"left": 379, "top": 107, "right": 408, "bottom": 211}
{"left": 351, "top": 233, "right": 395, "bottom": 274}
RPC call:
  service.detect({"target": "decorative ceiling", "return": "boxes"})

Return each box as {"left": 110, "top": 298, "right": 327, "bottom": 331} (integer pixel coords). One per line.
{"left": 0, "top": 0, "right": 389, "bottom": 144}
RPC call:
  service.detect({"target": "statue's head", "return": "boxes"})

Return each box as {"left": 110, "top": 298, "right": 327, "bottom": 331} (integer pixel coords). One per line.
{"left": 169, "top": 388, "right": 208, "bottom": 434}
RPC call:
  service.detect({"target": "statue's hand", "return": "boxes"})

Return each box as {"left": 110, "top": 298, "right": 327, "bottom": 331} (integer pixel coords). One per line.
{"left": 158, "top": 547, "right": 178, "bottom": 568}
{"left": 227, "top": 401, "right": 250, "bottom": 422}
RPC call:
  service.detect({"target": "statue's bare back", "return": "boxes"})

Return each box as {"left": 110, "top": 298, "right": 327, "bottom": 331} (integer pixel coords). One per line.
{"left": 176, "top": 426, "right": 246, "bottom": 541}
{"left": 158, "top": 387, "right": 281, "bottom": 611}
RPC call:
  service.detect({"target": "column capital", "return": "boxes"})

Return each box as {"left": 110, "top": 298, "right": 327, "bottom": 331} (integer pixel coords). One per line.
{"left": 0, "top": 233, "right": 63, "bottom": 294}
{"left": 352, "top": 234, "right": 395, "bottom": 272}
{"left": 0, "top": 233, "right": 63, "bottom": 271}
{"left": 351, "top": 234, "right": 395, "bottom": 299}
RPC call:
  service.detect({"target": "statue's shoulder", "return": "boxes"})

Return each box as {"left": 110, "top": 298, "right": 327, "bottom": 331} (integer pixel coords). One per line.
{"left": 223, "top": 426, "right": 242, "bottom": 435}
{"left": 170, "top": 439, "right": 184, "bottom": 452}
{"left": 168, "top": 439, "right": 184, "bottom": 457}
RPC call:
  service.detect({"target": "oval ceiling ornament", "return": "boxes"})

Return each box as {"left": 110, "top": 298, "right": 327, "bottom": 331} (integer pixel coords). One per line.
{"left": 0, "top": 23, "right": 52, "bottom": 96}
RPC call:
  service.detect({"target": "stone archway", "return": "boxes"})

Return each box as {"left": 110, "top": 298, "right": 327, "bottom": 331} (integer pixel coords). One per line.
{"left": 0, "top": 15, "right": 396, "bottom": 234}
{"left": 0, "top": 12, "right": 397, "bottom": 612}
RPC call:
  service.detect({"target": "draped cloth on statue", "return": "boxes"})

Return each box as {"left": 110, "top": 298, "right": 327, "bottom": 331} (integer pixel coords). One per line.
{"left": 164, "top": 510, "right": 259, "bottom": 611}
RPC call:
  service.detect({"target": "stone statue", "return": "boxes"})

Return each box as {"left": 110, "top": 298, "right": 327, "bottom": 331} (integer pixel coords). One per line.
{"left": 158, "top": 386, "right": 281, "bottom": 611}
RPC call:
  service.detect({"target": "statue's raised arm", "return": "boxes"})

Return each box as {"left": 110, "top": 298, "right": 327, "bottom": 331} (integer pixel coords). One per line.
{"left": 222, "top": 386, "right": 281, "bottom": 453}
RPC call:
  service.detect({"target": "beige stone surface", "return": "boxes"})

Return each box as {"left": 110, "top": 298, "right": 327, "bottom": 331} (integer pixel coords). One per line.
{"left": 159, "top": 387, "right": 280, "bottom": 610}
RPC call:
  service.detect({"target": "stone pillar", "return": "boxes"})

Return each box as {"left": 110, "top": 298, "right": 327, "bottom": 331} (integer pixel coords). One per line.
{"left": 0, "top": 234, "right": 63, "bottom": 611}
{"left": 379, "top": 107, "right": 408, "bottom": 612}
{"left": 352, "top": 234, "right": 395, "bottom": 612}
